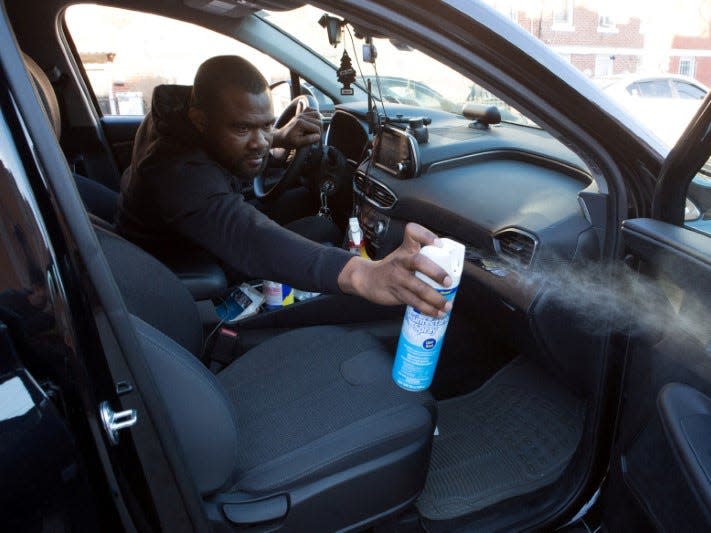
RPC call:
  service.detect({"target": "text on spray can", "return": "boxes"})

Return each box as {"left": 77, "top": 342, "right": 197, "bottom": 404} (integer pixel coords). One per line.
{"left": 392, "top": 238, "right": 465, "bottom": 391}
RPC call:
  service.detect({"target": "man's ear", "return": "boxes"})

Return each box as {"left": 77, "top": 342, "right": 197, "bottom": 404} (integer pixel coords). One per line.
{"left": 188, "top": 106, "right": 208, "bottom": 133}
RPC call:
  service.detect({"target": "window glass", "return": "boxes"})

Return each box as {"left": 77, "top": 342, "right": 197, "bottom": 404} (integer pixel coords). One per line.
{"left": 269, "top": 79, "right": 336, "bottom": 118}
{"left": 480, "top": 0, "right": 709, "bottom": 150}
{"left": 264, "top": 6, "right": 534, "bottom": 126}
{"left": 552, "top": 0, "right": 574, "bottom": 27}
{"left": 598, "top": 14, "right": 615, "bottom": 29}
{"left": 64, "top": 5, "right": 289, "bottom": 116}
{"left": 674, "top": 80, "right": 706, "bottom": 99}
{"left": 635, "top": 80, "right": 673, "bottom": 98}
{"left": 678, "top": 57, "right": 696, "bottom": 77}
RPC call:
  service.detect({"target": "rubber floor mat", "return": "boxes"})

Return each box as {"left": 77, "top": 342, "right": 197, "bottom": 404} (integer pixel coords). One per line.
{"left": 417, "top": 356, "right": 585, "bottom": 520}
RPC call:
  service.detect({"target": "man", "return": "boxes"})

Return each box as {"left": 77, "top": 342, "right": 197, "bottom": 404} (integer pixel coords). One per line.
{"left": 117, "top": 55, "right": 452, "bottom": 317}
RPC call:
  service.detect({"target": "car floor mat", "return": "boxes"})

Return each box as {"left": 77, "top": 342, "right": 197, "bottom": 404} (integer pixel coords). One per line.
{"left": 417, "top": 356, "right": 585, "bottom": 520}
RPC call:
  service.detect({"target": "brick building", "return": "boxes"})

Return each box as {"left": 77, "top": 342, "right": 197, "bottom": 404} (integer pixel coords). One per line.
{"left": 490, "top": 1, "right": 644, "bottom": 77}
{"left": 487, "top": 0, "right": 711, "bottom": 86}
{"left": 670, "top": 33, "right": 711, "bottom": 86}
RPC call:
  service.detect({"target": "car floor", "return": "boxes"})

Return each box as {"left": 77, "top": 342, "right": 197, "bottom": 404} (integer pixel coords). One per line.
{"left": 387, "top": 303, "right": 587, "bottom": 523}
{"left": 416, "top": 355, "right": 585, "bottom": 520}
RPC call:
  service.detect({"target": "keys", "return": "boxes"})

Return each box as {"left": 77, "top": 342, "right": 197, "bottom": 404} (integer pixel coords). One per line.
{"left": 318, "top": 181, "right": 334, "bottom": 220}
{"left": 318, "top": 190, "right": 332, "bottom": 219}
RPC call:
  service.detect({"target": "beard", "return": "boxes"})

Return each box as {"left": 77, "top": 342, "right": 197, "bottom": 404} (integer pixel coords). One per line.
{"left": 231, "top": 151, "right": 269, "bottom": 179}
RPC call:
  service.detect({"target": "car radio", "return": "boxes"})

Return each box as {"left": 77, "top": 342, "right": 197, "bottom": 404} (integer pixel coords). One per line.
{"left": 373, "top": 125, "right": 419, "bottom": 179}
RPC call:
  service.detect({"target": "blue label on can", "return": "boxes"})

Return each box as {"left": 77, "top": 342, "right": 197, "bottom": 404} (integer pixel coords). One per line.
{"left": 392, "top": 286, "right": 458, "bottom": 391}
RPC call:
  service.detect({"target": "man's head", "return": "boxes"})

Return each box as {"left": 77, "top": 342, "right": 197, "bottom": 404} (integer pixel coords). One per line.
{"left": 188, "top": 55, "right": 274, "bottom": 178}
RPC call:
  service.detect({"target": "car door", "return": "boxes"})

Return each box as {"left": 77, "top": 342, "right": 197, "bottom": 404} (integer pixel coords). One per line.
{"left": 600, "top": 91, "right": 711, "bottom": 531}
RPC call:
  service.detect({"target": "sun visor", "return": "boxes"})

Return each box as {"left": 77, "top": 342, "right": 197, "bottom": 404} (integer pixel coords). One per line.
{"left": 183, "top": 0, "right": 304, "bottom": 17}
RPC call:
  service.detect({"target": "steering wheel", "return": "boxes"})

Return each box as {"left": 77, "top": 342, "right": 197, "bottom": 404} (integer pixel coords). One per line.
{"left": 253, "top": 94, "right": 320, "bottom": 202}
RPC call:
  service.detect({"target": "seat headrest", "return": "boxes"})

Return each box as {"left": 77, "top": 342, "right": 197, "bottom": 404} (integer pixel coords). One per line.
{"left": 22, "top": 53, "right": 61, "bottom": 138}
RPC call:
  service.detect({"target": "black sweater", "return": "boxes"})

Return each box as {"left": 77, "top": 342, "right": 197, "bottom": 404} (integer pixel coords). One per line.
{"left": 116, "top": 85, "right": 351, "bottom": 293}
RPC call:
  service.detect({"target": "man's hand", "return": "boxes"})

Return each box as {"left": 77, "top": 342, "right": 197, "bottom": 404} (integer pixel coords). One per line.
{"left": 337, "top": 223, "right": 453, "bottom": 317}
{"left": 272, "top": 107, "right": 321, "bottom": 150}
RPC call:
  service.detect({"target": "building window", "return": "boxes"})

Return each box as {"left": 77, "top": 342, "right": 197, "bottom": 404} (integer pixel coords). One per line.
{"left": 679, "top": 57, "right": 696, "bottom": 78}
{"left": 598, "top": 14, "right": 617, "bottom": 32}
{"left": 552, "top": 0, "right": 574, "bottom": 29}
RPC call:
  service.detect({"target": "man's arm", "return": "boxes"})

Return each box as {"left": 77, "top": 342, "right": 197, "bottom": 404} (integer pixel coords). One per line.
{"left": 338, "top": 223, "right": 453, "bottom": 318}
{"left": 267, "top": 111, "right": 452, "bottom": 316}
{"left": 271, "top": 107, "right": 321, "bottom": 151}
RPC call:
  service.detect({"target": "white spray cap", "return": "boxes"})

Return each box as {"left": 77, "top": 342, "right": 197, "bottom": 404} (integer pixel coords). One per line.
{"left": 415, "top": 238, "right": 465, "bottom": 289}
{"left": 348, "top": 217, "right": 362, "bottom": 246}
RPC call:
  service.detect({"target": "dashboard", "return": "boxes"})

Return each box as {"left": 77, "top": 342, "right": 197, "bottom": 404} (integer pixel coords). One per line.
{"left": 325, "top": 102, "right": 604, "bottom": 316}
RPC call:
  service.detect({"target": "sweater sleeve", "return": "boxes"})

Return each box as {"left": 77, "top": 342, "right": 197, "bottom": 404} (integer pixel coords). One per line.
{"left": 154, "top": 159, "right": 352, "bottom": 294}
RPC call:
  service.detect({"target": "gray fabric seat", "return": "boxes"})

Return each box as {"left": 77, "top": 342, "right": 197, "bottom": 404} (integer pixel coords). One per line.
{"left": 97, "top": 228, "right": 436, "bottom": 530}
{"left": 219, "top": 326, "right": 435, "bottom": 493}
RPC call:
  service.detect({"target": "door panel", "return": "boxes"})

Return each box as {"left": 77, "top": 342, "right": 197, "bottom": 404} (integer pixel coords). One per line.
{"left": 658, "top": 383, "right": 711, "bottom": 520}
{"left": 601, "top": 218, "right": 711, "bottom": 531}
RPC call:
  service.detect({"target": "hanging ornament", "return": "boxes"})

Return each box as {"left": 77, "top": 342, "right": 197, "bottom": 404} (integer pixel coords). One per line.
{"left": 337, "top": 50, "right": 356, "bottom": 96}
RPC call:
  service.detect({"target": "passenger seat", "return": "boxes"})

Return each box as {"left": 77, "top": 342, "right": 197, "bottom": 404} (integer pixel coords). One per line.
{"left": 95, "top": 226, "right": 437, "bottom": 530}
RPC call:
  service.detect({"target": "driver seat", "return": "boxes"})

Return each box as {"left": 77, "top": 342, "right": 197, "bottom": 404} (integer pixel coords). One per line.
{"left": 95, "top": 226, "right": 436, "bottom": 530}
{"left": 122, "top": 83, "right": 343, "bottom": 251}
{"left": 22, "top": 54, "right": 228, "bottom": 301}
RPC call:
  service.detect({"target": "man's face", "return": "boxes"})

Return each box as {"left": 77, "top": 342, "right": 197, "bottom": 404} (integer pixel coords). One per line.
{"left": 196, "top": 86, "right": 275, "bottom": 178}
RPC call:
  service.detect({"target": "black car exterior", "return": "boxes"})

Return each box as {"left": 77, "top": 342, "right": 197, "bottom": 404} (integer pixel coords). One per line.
{"left": 0, "top": 82, "right": 110, "bottom": 529}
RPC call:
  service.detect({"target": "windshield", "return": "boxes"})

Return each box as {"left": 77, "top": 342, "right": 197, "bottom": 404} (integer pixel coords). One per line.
{"left": 263, "top": 5, "right": 534, "bottom": 126}
{"left": 484, "top": 0, "right": 710, "bottom": 151}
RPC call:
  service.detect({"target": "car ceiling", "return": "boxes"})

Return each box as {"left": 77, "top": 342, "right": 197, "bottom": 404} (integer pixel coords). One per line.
{"left": 183, "top": 0, "right": 304, "bottom": 18}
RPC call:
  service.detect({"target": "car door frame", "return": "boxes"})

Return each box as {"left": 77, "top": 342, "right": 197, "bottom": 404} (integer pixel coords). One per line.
{"left": 0, "top": 3, "right": 210, "bottom": 530}
{"left": 653, "top": 90, "right": 711, "bottom": 225}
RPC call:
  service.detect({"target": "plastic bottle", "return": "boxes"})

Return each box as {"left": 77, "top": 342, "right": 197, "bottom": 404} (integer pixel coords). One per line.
{"left": 392, "top": 238, "right": 465, "bottom": 391}
{"left": 347, "top": 217, "right": 369, "bottom": 258}
{"left": 263, "top": 280, "right": 294, "bottom": 309}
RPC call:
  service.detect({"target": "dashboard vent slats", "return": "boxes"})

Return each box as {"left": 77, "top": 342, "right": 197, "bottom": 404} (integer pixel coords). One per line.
{"left": 353, "top": 173, "right": 397, "bottom": 209}
{"left": 354, "top": 173, "right": 367, "bottom": 192}
{"left": 494, "top": 229, "right": 537, "bottom": 267}
{"left": 370, "top": 181, "right": 397, "bottom": 208}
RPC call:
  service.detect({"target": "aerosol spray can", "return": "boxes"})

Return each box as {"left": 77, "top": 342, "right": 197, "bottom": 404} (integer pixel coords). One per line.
{"left": 392, "top": 238, "right": 465, "bottom": 391}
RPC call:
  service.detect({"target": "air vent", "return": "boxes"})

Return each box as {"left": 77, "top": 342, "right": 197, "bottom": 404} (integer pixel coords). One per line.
{"left": 370, "top": 181, "right": 397, "bottom": 208}
{"left": 354, "top": 173, "right": 367, "bottom": 193}
{"left": 353, "top": 174, "right": 398, "bottom": 209}
{"left": 493, "top": 229, "right": 537, "bottom": 267}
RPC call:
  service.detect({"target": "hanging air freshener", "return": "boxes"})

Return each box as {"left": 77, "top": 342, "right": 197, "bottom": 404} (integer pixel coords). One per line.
{"left": 337, "top": 50, "right": 356, "bottom": 96}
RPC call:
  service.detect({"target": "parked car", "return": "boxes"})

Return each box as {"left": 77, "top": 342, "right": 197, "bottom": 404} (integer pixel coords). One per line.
{"left": 596, "top": 73, "right": 709, "bottom": 146}
{"left": 1, "top": 1, "right": 710, "bottom": 532}
{"left": 364, "top": 75, "right": 461, "bottom": 114}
